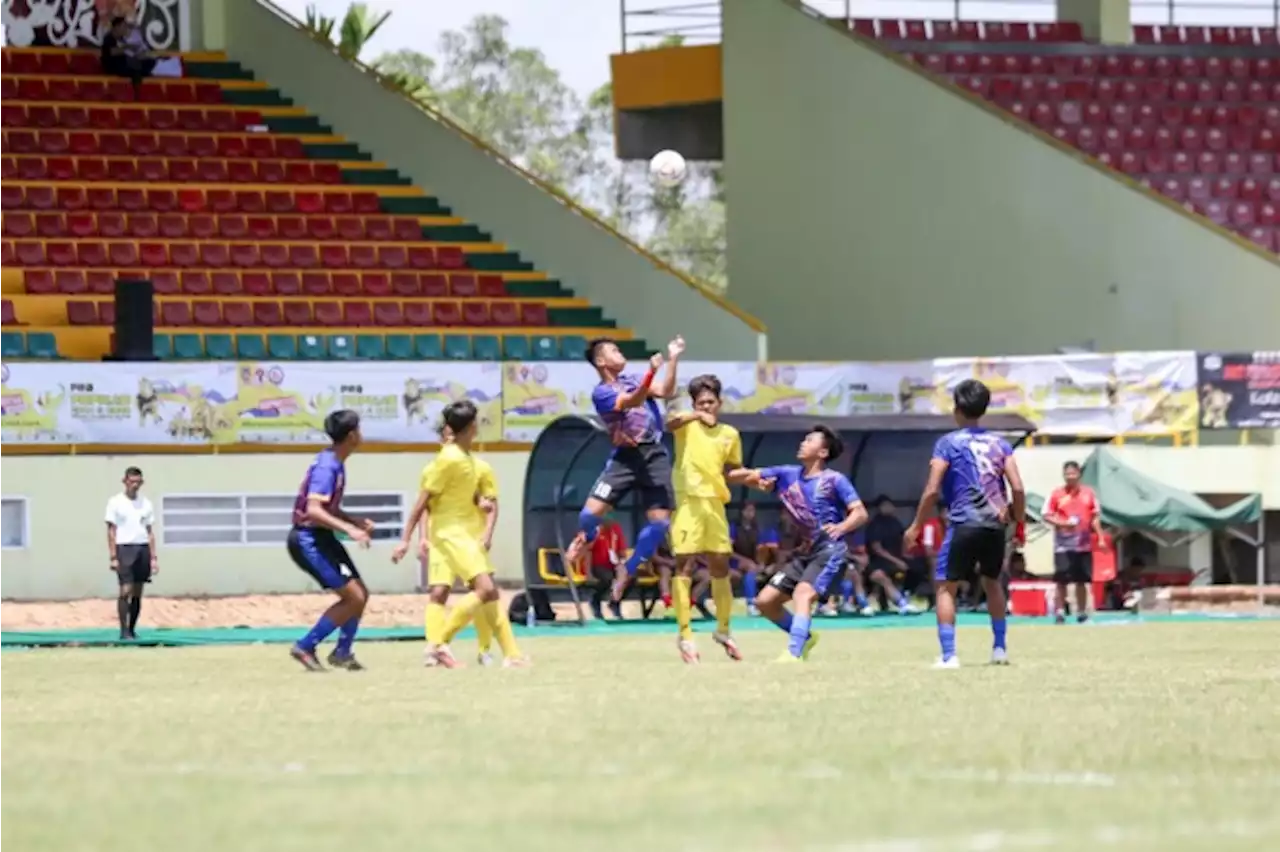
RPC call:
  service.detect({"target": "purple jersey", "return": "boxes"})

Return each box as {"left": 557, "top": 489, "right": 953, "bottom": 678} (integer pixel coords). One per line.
{"left": 292, "top": 448, "right": 346, "bottom": 526}
{"left": 932, "top": 428, "right": 1012, "bottom": 529}
{"left": 759, "top": 465, "right": 859, "bottom": 549}
{"left": 592, "top": 373, "right": 663, "bottom": 446}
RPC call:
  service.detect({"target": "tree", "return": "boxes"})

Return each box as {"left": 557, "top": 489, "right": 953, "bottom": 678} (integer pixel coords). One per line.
{"left": 301, "top": 2, "right": 389, "bottom": 61}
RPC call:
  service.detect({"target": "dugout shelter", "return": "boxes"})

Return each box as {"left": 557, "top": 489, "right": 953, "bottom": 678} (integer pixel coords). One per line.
{"left": 520, "top": 412, "right": 1037, "bottom": 624}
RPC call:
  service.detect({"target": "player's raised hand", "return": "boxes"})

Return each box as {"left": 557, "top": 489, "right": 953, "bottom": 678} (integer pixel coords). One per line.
{"left": 667, "top": 335, "right": 686, "bottom": 360}
{"left": 649, "top": 351, "right": 664, "bottom": 371}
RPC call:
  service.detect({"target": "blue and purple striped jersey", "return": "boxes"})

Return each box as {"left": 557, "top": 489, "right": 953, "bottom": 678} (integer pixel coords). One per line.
{"left": 759, "top": 465, "right": 859, "bottom": 549}
{"left": 292, "top": 448, "right": 346, "bottom": 527}
{"left": 932, "top": 427, "right": 1012, "bottom": 529}
{"left": 592, "top": 373, "right": 663, "bottom": 446}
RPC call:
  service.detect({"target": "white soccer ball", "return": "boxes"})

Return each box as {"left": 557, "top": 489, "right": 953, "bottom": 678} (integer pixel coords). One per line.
{"left": 649, "top": 149, "right": 687, "bottom": 187}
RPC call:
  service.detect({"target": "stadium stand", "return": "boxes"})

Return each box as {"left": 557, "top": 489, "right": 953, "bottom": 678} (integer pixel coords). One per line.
{"left": 0, "top": 48, "right": 649, "bottom": 360}
{"left": 841, "top": 19, "right": 1280, "bottom": 253}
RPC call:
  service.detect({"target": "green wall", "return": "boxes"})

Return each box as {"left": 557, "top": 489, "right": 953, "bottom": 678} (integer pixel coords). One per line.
{"left": 217, "top": 0, "right": 763, "bottom": 361}
{"left": 723, "top": 0, "right": 1280, "bottom": 361}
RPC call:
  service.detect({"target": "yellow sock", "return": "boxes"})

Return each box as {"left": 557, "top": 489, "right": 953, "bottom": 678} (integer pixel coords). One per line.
{"left": 711, "top": 575, "right": 734, "bottom": 634}
{"left": 424, "top": 602, "right": 447, "bottom": 645}
{"left": 483, "top": 601, "right": 520, "bottom": 659}
{"left": 442, "top": 592, "right": 483, "bottom": 644}
{"left": 673, "top": 575, "right": 694, "bottom": 641}
{"left": 475, "top": 600, "right": 495, "bottom": 653}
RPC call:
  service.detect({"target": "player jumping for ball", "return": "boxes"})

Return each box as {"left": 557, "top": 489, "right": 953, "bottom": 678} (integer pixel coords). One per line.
{"left": 562, "top": 335, "right": 686, "bottom": 606}
{"left": 905, "top": 379, "right": 1026, "bottom": 668}
{"left": 741, "top": 425, "right": 868, "bottom": 662}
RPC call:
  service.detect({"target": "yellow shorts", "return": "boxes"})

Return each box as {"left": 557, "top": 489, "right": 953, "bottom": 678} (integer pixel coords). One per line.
{"left": 427, "top": 534, "right": 493, "bottom": 587}
{"left": 671, "top": 497, "right": 731, "bottom": 556}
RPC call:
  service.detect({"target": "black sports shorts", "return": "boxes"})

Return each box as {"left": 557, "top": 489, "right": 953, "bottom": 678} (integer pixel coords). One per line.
{"left": 588, "top": 443, "right": 674, "bottom": 511}
{"left": 114, "top": 543, "right": 151, "bottom": 585}
{"left": 936, "top": 525, "right": 1007, "bottom": 584}
{"left": 768, "top": 540, "right": 848, "bottom": 598}
{"left": 1053, "top": 551, "right": 1094, "bottom": 585}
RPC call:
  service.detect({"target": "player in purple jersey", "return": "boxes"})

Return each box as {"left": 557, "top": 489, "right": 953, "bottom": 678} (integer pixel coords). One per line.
{"left": 286, "top": 410, "right": 377, "bottom": 672}
{"left": 906, "top": 379, "right": 1026, "bottom": 668}
{"left": 739, "top": 425, "right": 868, "bottom": 662}
{"left": 563, "top": 335, "right": 687, "bottom": 606}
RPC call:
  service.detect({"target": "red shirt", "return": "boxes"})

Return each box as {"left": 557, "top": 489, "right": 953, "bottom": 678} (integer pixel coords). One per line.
{"left": 908, "top": 518, "right": 944, "bottom": 557}
{"left": 1092, "top": 531, "right": 1116, "bottom": 582}
{"left": 1045, "top": 485, "right": 1099, "bottom": 553}
{"left": 591, "top": 523, "right": 627, "bottom": 569}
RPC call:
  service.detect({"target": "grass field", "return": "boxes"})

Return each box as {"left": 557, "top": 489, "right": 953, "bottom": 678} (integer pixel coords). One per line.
{"left": 3, "top": 620, "right": 1279, "bottom": 852}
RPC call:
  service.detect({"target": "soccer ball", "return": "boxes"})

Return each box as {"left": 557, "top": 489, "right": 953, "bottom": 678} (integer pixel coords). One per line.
{"left": 649, "top": 149, "right": 687, "bottom": 187}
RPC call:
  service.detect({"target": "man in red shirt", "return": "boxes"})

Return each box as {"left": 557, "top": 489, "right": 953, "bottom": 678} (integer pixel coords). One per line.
{"left": 905, "top": 511, "right": 944, "bottom": 609}
{"left": 1043, "top": 460, "right": 1105, "bottom": 624}
{"left": 588, "top": 516, "right": 628, "bottom": 620}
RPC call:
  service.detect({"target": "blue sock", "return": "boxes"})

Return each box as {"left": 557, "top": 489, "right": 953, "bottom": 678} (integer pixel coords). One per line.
{"left": 623, "top": 518, "right": 670, "bottom": 576}
{"left": 992, "top": 618, "right": 1007, "bottom": 651}
{"left": 787, "top": 613, "right": 812, "bottom": 657}
{"left": 743, "top": 571, "right": 759, "bottom": 604}
{"left": 298, "top": 614, "right": 339, "bottom": 653}
{"left": 938, "top": 622, "right": 957, "bottom": 660}
{"left": 840, "top": 578, "right": 854, "bottom": 600}
{"left": 895, "top": 591, "right": 909, "bottom": 608}
{"left": 578, "top": 509, "right": 601, "bottom": 544}
{"left": 336, "top": 617, "right": 360, "bottom": 656}
{"left": 771, "top": 609, "right": 793, "bottom": 634}
{"left": 854, "top": 591, "right": 869, "bottom": 608}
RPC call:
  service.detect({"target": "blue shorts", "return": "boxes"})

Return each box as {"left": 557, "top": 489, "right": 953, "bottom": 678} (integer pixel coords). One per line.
{"left": 768, "top": 540, "right": 847, "bottom": 597}
{"left": 287, "top": 527, "right": 360, "bottom": 590}
{"left": 936, "top": 525, "right": 1006, "bottom": 584}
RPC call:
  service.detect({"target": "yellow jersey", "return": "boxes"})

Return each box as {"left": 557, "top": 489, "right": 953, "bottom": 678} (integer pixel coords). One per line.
{"left": 420, "top": 443, "right": 480, "bottom": 542}
{"left": 470, "top": 457, "right": 499, "bottom": 536}
{"left": 673, "top": 420, "right": 742, "bottom": 504}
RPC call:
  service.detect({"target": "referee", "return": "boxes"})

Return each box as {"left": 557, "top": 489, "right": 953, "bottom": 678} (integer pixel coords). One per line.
{"left": 105, "top": 466, "right": 158, "bottom": 640}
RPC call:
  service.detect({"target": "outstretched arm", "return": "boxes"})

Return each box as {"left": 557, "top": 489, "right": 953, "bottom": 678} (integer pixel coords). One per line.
{"left": 651, "top": 336, "right": 685, "bottom": 400}
{"left": 825, "top": 500, "right": 869, "bottom": 540}
{"left": 611, "top": 352, "right": 665, "bottom": 411}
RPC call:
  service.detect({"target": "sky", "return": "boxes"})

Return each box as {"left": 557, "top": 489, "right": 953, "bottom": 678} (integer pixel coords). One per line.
{"left": 273, "top": 1, "right": 1278, "bottom": 100}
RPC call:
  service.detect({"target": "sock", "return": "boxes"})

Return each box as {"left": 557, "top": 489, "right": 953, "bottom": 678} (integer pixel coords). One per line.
{"left": 484, "top": 601, "right": 520, "bottom": 658}
{"left": 298, "top": 614, "right": 339, "bottom": 653}
{"left": 128, "top": 596, "right": 142, "bottom": 632}
{"left": 474, "top": 596, "right": 501, "bottom": 645}
{"left": 895, "top": 591, "right": 909, "bottom": 609}
{"left": 711, "top": 576, "right": 734, "bottom": 633}
{"left": 771, "top": 608, "right": 794, "bottom": 634}
{"left": 578, "top": 509, "right": 602, "bottom": 544}
{"left": 336, "top": 617, "right": 361, "bottom": 656}
{"left": 840, "top": 578, "right": 854, "bottom": 601}
{"left": 991, "top": 618, "right": 1007, "bottom": 651}
{"left": 475, "top": 604, "right": 495, "bottom": 653}
{"left": 673, "top": 575, "right": 694, "bottom": 641}
{"left": 623, "top": 518, "right": 670, "bottom": 576}
{"left": 938, "top": 622, "right": 957, "bottom": 660}
{"left": 787, "top": 613, "right": 811, "bottom": 657}
{"left": 743, "top": 571, "right": 759, "bottom": 604}
{"left": 117, "top": 596, "right": 130, "bottom": 635}
{"left": 442, "top": 593, "right": 482, "bottom": 644}
{"left": 425, "top": 602, "right": 447, "bottom": 645}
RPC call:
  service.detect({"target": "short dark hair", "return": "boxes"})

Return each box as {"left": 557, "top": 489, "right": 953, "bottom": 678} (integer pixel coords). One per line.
{"left": 688, "top": 374, "right": 721, "bottom": 400}
{"left": 124, "top": 466, "right": 143, "bottom": 478}
{"left": 585, "top": 337, "right": 615, "bottom": 366}
{"left": 953, "top": 379, "right": 991, "bottom": 419}
{"left": 324, "top": 409, "right": 360, "bottom": 444}
{"left": 442, "top": 399, "right": 478, "bottom": 435}
{"left": 1063, "top": 460, "right": 1081, "bottom": 472}
{"left": 810, "top": 424, "right": 843, "bottom": 461}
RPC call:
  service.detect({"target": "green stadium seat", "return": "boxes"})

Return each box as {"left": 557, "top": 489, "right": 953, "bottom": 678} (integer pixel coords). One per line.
{"left": 25, "top": 332, "right": 58, "bottom": 359}
{"left": 297, "top": 334, "right": 326, "bottom": 359}
{"left": 202, "top": 332, "right": 232, "bottom": 358}
{"left": 558, "top": 335, "right": 587, "bottom": 360}
{"left": 236, "top": 334, "right": 266, "bottom": 360}
{"left": 328, "top": 335, "right": 354, "bottom": 360}
{"left": 443, "top": 334, "right": 472, "bottom": 360}
{"left": 267, "top": 334, "right": 297, "bottom": 359}
{"left": 355, "top": 335, "right": 385, "bottom": 360}
{"left": 385, "top": 334, "right": 413, "bottom": 360}
{"left": 472, "top": 334, "right": 500, "bottom": 361}
{"left": 173, "top": 333, "right": 206, "bottom": 359}
{"left": 502, "top": 335, "right": 531, "bottom": 361}
{"left": 414, "top": 334, "right": 443, "bottom": 360}
{"left": 152, "top": 333, "right": 173, "bottom": 360}
{"left": 1, "top": 331, "right": 25, "bottom": 358}
{"left": 530, "top": 335, "right": 557, "bottom": 360}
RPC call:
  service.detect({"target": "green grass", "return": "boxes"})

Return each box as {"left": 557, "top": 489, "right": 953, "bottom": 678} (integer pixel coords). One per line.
{"left": 3, "top": 622, "right": 1279, "bottom": 852}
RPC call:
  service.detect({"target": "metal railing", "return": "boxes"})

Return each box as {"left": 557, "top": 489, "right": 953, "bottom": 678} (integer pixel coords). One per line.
{"left": 618, "top": 0, "right": 1280, "bottom": 50}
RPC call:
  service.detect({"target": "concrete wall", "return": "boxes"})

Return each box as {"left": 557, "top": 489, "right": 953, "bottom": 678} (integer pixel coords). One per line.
{"left": 722, "top": 0, "right": 1280, "bottom": 361}
{"left": 215, "top": 0, "right": 763, "bottom": 361}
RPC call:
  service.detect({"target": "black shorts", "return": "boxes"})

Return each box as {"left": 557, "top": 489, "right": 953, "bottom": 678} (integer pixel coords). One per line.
{"left": 588, "top": 443, "right": 674, "bottom": 511}
{"left": 936, "top": 526, "right": 1006, "bottom": 584}
{"left": 114, "top": 543, "right": 151, "bottom": 584}
{"left": 287, "top": 527, "right": 361, "bottom": 590}
{"left": 1054, "top": 551, "right": 1093, "bottom": 585}
{"left": 767, "top": 540, "right": 847, "bottom": 598}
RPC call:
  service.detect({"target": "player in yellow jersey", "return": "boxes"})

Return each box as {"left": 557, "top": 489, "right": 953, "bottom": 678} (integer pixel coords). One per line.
{"left": 667, "top": 374, "right": 752, "bottom": 664}
{"left": 392, "top": 400, "right": 525, "bottom": 669}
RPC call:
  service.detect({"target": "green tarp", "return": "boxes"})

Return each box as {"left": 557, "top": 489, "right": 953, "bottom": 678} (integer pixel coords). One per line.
{"left": 1028, "top": 447, "right": 1261, "bottom": 534}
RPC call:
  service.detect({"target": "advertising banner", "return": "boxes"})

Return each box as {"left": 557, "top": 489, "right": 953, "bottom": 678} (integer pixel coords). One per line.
{"left": 1196, "top": 352, "right": 1280, "bottom": 429}
{"left": 845, "top": 361, "right": 937, "bottom": 414}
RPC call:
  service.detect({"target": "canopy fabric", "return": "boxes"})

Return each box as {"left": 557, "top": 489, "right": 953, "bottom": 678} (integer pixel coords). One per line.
{"left": 1031, "top": 448, "right": 1261, "bottom": 533}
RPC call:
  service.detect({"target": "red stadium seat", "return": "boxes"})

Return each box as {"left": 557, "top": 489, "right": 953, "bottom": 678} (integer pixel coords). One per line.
{"left": 520, "top": 302, "right": 548, "bottom": 326}
{"left": 253, "top": 301, "right": 283, "bottom": 326}
{"left": 258, "top": 161, "right": 286, "bottom": 183}
{"left": 362, "top": 217, "right": 391, "bottom": 240}
{"left": 4, "top": 212, "right": 36, "bottom": 237}
{"left": 420, "top": 273, "right": 448, "bottom": 297}
{"left": 192, "top": 300, "right": 223, "bottom": 326}
{"left": 218, "top": 215, "right": 248, "bottom": 240}
{"left": 88, "top": 270, "right": 116, "bottom": 294}
{"left": 273, "top": 272, "right": 301, "bottom": 295}
{"left": 320, "top": 245, "right": 349, "bottom": 268}
{"left": 157, "top": 213, "right": 187, "bottom": 238}
{"left": 98, "top": 212, "right": 128, "bottom": 237}
{"left": 437, "top": 247, "right": 465, "bottom": 269}
{"left": 390, "top": 272, "right": 418, "bottom": 297}
{"left": 242, "top": 272, "right": 272, "bottom": 297}
{"left": 333, "top": 272, "right": 361, "bottom": 296}
{"left": 261, "top": 243, "right": 289, "bottom": 268}
{"left": 200, "top": 242, "right": 230, "bottom": 267}
{"left": 283, "top": 301, "right": 313, "bottom": 325}
{"left": 478, "top": 275, "right": 506, "bottom": 298}
{"left": 67, "top": 300, "right": 98, "bottom": 326}
{"left": 434, "top": 302, "right": 462, "bottom": 326}
{"left": 212, "top": 271, "right": 241, "bottom": 296}
{"left": 403, "top": 301, "right": 434, "bottom": 326}
{"left": 302, "top": 271, "right": 330, "bottom": 295}
{"left": 373, "top": 302, "right": 405, "bottom": 326}
{"left": 52, "top": 270, "right": 84, "bottom": 294}
{"left": 182, "top": 271, "right": 212, "bottom": 295}
{"left": 376, "top": 246, "right": 406, "bottom": 269}
{"left": 490, "top": 301, "right": 519, "bottom": 325}
{"left": 307, "top": 216, "right": 336, "bottom": 241}
{"left": 230, "top": 243, "right": 261, "bottom": 267}
{"left": 363, "top": 273, "right": 392, "bottom": 297}
{"left": 277, "top": 216, "right": 307, "bottom": 240}
{"left": 313, "top": 300, "right": 342, "bottom": 326}
{"left": 290, "top": 244, "right": 320, "bottom": 269}
{"left": 161, "top": 302, "right": 192, "bottom": 327}
{"left": 223, "top": 301, "right": 253, "bottom": 326}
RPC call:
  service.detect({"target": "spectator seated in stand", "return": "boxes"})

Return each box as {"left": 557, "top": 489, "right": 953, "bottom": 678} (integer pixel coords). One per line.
{"left": 586, "top": 515, "right": 627, "bottom": 621}
{"left": 101, "top": 16, "right": 155, "bottom": 92}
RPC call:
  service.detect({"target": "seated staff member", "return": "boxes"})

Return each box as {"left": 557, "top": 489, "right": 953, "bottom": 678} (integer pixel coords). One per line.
{"left": 587, "top": 516, "right": 628, "bottom": 621}
{"left": 905, "top": 510, "right": 944, "bottom": 610}
{"left": 863, "top": 495, "right": 919, "bottom": 615}
{"left": 731, "top": 502, "right": 779, "bottom": 616}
